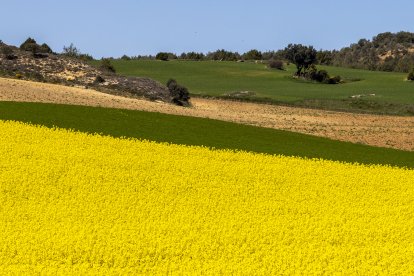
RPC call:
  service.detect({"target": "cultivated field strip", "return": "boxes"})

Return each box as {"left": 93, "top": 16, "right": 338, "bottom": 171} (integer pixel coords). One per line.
{"left": 1, "top": 121, "right": 414, "bottom": 274}
{"left": 1, "top": 77, "right": 414, "bottom": 151}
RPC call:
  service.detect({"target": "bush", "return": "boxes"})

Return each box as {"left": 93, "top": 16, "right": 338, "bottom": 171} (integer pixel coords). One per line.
{"left": 327, "top": 75, "right": 342, "bottom": 84}
{"left": 100, "top": 59, "right": 116, "bottom": 73}
{"left": 78, "top": 54, "right": 94, "bottom": 62}
{"left": 62, "top": 43, "right": 80, "bottom": 58}
{"left": 20, "top": 37, "right": 37, "bottom": 52}
{"left": 243, "top": 49, "right": 262, "bottom": 60}
{"left": 1, "top": 46, "right": 17, "bottom": 60}
{"left": 167, "top": 79, "right": 190, "bottom": 106}
{"left": 268, "top": 60, "right": 284, "bottom": 70}
{"left": 156, "top": 52, "right": 177, "bottom": 61}
{"left": 94, "top": 75, "right": 105, "bottom": 84}
{"left": 20, "top": 38, "right": 53, "bottom": 56}
{"left": 408, "top": 69, "right": 414, "bottom": 81}
{"left": 121, "top": 55, "right": 131, "bottom": 61}
{"left": 39, "top": 43, "right": 53, "bottom": 54}
{"left": 305, "top": 65, "right": 341, "bottom": 84}
{"left": 311, "top": 70, "right": 329, "bottom": 83}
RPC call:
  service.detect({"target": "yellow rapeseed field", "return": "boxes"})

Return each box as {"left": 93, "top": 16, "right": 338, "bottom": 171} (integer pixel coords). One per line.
{"left": 1, "top": 120, "right": 414, "bottom": 274}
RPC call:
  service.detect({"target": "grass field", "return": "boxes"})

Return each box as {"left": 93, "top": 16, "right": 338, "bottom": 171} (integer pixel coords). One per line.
{"left": 0, "top": 101, "right": 412, "bottom": 168}
{"left": 102, "top": 60, "right": 414, "bottom": 115}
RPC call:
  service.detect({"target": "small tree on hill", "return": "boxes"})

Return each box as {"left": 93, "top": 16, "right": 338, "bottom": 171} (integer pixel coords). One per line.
{"left": 167, "top": 79, "right": 190, "bottom": 106}
{"left": 156, "top": 52, "right": 170, "bottom": 61}
{"left": 243, "top": 49, "right": 263, "bottom": 60}
{"left": 20, "top": 37, "right": 37, "bottom": 52}
{"left": 62, "top": 43, "right": 80, "bottom": 58}
{"left": 284, "top": 44, "right": 317, "bottom": 76}
{"left": 39, "top": 43, "right": 53, "bottom": 54}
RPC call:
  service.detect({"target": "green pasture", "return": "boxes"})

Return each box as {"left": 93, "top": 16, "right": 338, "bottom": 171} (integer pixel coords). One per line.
{"left": 101, "top": 60, "right": 414, "bottom": 115}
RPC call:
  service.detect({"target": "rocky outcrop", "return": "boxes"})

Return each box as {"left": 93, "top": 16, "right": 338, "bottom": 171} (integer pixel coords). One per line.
{"left": 0, "top": 42, "right": 173, "bottom": 103}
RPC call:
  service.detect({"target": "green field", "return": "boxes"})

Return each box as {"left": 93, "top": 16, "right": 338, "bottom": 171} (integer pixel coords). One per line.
{"left": 0, "top": 101, "right": 412, "bottom": 168}
{"left": 102, "top": 60, "right": 414, "bottom": 115}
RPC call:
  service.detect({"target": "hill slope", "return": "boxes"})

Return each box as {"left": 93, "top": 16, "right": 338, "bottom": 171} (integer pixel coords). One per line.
{"left": 0, "top": 41, "right": 172, "bottom": 102}
{"left": 329, "top": 31, "right": 414, "bottom": 72}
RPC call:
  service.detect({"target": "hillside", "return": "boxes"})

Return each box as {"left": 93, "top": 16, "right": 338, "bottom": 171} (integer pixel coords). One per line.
{"left": 329, "top": 31, "right": 414, "bottom": 72}
{"left": 0, "top": 41, "right": 174, "bottom": 103}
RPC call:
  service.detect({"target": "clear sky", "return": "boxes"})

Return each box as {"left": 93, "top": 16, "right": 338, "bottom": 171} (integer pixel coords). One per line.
{"left": 1, "top": 0, "right": 413, "bottom": 58}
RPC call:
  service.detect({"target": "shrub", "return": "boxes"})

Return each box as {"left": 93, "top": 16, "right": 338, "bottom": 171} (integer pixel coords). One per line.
{"left": 327, "top": 75, "right": 342, "bottom": 84}
{"left": 39, "top": 43, "right": 53, "bottom": 54}
{"left": 312, "top": 70, "right": 329, "bottom": 83}
{"left": 94, "top": 75, "right": 105, "bottom": 84}
{"left": 268, "top": 60, "right": 284, "bottom": 70}
{"left": 20, "top": 37, "right": 38, "bottom": 52}
{"left": 243, "top": 49, "right": 263, "bottom": 60}
{"left": 78, "top": 54, "right": 94, "bottom": 62}
{"left": 20, "top": 38, "right": 53, "bottom": 56}
{"left": 408, "top": 69, "right": 414, "bottom": 81}
{"left": 167, "top": 79, "right": 190, "bottom": 106}
{"left": 1, "top": 46, "right": 17, "bottom": 60}
{"left": 121, "top": 55, "right": 131, "bottom": 61}
{"left": 62, "top": 43, "right": 80, "bottom": 58}
{"left": 156, "top": 52, "right": 171, "bottom": 61}
{"left": 100, "top": 59, "right": 116, "bottom": 73}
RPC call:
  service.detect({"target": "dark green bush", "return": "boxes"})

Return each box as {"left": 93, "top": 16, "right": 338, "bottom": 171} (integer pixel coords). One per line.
{"left": 312, "top": 70, "right": 329, "bottom": 82}
{"left": 243, "top": 49, "right": 262, "bottom": 60}
{"left": 156, "top": 52, "right": 177, "bottom": 61}
{"left": 167, "top": 79, "right": 190, "bottom": 106}
{"left": 100, "top": 58, "right": 116, "bottom": 73}
{"left": 39, "top": 43, "right": 53, "bottom": 54}
{"left": 20, "top": 37, "right": 37, "bottom": 52}
{"left": 94, "top": 75, "right": 105, "bottom": 84}
{"left": 268, "top": 60, "right": 284, "bottom": 70}
{"left": 1, "top": 46, "right": 17, "bottom": 60}
{"left": 327, "top": 75, "right": 342, "bottom": 84}
{"left": 20, "top": 38, "right": 52, "bottom": 56}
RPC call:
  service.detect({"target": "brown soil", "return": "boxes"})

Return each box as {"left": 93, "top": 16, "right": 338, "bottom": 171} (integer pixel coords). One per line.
{"left": 1, "top": 77, "right": 413, "bottom": 151}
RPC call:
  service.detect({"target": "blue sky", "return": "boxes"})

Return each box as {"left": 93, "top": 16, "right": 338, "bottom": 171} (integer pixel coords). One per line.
{"left": 1, "top": 0, "right": 413, "bottom": 58}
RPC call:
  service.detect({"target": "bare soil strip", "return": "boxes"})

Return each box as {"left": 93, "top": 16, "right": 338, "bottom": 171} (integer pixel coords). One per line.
{"left": 1, "top": 77, "right": 413, "bottom": 151}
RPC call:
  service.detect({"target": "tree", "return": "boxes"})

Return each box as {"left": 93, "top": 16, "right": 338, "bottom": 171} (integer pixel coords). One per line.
{"left": 167, "top": 79, "right": 190, "bottom": 106}
{"left": 39, "top": 43, "right": 53, "bottom": 54}
{"left": 156, "top": 52, "right": 170, "bottom": 61}
{"left": 284, "top": 44, "right": 317, "bottom": 75}
{"left": 20, "top": 37, "right": 38, "bottom": 52}
{"left": 243, "top": 49, "right": 262, "bottom": 60}
{"left": 62, "top": 43, "right": 80, "bottom": 58}
{"left": 206, "top": 49, "right": 240, "bottom": 61}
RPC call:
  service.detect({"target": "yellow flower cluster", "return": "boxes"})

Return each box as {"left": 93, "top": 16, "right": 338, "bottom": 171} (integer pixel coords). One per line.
{"left": 1, "top": 120, "right": 414, "bottom": 275}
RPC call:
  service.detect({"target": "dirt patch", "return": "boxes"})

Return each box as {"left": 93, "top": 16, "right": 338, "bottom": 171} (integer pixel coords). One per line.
{"left": 1, "top": 77, "right": 413, "bottom": 151}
